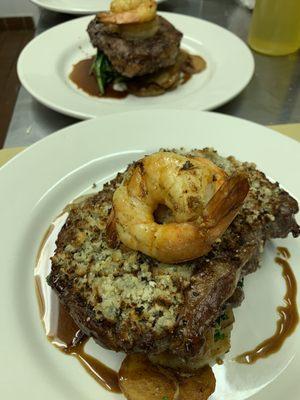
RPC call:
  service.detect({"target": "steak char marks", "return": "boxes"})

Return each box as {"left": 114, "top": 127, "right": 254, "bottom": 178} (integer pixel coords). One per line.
{"left": 48, "top": 149, "right": 299, "bottom": 360}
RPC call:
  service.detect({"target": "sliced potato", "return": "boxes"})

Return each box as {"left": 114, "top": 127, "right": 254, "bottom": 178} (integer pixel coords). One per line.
{"left": 178, "top": 365, "right": 216, "bottom": 400}
{"left": 119, "top": 354, "right": 177, "bottom": 400}
{"left": 189, "top": 55, "right": 207, "bottom": 73}
{"left": 127, "top": 82, "right": 166, "bottom": 97}
{"left": 181, "top": 53, "right": 207, "bottom": 75}
{"left": 150, "top": 67, "right": 180, "bottom": 89}
{"left": 127, "top": 66, "right": 180, "bottom": 97}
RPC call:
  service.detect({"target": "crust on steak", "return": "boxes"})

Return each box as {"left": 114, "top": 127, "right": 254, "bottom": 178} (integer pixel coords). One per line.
{"left": 48, "top": 148, "right": 300, "bottom": 362}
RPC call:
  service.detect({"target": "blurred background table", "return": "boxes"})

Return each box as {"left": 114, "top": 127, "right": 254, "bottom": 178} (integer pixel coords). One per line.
{"left": 4, "top": 0, "right": 300, "bottom": 147}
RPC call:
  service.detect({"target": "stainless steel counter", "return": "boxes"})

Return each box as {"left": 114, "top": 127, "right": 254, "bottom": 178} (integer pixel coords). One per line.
{"left": 4, "top": 0, "right": 300, "bottom": 147}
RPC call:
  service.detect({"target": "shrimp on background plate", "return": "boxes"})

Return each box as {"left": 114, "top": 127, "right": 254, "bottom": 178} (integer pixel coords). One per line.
{"left": 98, "top": 0, "right": 157, "bottom": 25}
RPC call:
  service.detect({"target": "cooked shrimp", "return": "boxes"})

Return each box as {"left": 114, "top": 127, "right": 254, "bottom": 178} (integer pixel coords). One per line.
{"left": 107, "top": 152, "right": 249, "bottom": 264}
{"left": 98, "top": 0, "right": 157, "bottom": 25}
{"left": 110, "top": 0, "right": 146, "bottom": 13}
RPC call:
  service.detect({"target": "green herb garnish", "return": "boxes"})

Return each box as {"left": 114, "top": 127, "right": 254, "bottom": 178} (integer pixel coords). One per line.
{"left": 162, "top": 397, "right": 169, "bottom": 400}
{"left": 214, "top": 312, "right": 228, "bottom": 342}
{"left": 237, "top": 278, "right": 244, "bottom": 288}
{"left": 215, "top": 312, "right": 228, "bottom": 326}
{"left": 90, "top": 50, "right": 125, "bottom": 95}
{"left": 214, "top": 327, "right": 225, "bottom": 342}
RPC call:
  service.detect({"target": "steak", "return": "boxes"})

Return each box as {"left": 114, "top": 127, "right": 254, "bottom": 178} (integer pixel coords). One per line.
{"left": 48, "top": 149, "right": 299, "bottom": 360}
{"left": 87, "top": 16, "right": 183, "bottom": 78}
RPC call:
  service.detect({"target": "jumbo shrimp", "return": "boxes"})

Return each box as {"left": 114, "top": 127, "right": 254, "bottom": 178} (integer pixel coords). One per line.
{"left": 107, "top": 152, "right": 249, "bottom": 264}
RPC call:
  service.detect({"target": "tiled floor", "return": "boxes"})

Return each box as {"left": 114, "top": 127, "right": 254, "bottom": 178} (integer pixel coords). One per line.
{"left": 0, "top": 17, "right": 34, "bottom": 148}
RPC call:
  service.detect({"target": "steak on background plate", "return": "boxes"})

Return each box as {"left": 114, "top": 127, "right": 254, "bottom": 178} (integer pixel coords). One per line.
{"left": 87, "top": 16, "right": 183, "bottom": 78}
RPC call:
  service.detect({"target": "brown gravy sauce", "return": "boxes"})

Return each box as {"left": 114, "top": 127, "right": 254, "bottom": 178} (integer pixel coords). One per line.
{"left": 35, "top": 212, "right": 120, "bottom": 393}
{"left": 236, "top": 247, "right": 298, "bottom": 364}
{"left": 69, "top": 51, "right": 203, "bottom": 99}
{"left": 277, "top": 246, "right": 291, "bottom": 259}
{"left": 69, "top": 57, "right": 128, "bottom": 99}
{"left": 65, "top": 338, "right": 120, "bottom": 392}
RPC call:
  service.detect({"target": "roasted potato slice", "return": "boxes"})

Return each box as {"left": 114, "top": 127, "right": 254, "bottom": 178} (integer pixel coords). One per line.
{"left": 181, "top": 52, "right": 206, "bottom": 75}
{"left": 178, "top": 365, "right": 216, "bottom": 400}
{"left": 119, "top": 354, "right": 177, "bottom": 400}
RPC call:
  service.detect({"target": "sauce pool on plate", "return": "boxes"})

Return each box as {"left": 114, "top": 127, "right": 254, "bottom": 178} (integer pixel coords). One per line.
{"left": 69, "top": 57, "right": 128, "bottom": 99}
{"left": 35, "top": 212, "right": 121, "bottom": 393}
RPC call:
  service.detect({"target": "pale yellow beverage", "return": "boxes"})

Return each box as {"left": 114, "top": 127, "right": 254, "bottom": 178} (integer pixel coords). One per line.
{"left": 248, "top": 0, "right": 300, "bottom": 56}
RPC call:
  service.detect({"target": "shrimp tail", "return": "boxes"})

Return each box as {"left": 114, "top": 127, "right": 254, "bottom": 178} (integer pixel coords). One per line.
{"left": 203, "top": 173, "right": 250, "bottom": 239}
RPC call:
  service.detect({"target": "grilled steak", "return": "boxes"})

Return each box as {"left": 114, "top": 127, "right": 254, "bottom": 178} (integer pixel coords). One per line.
{"left": 87, "top": 16, "right": 183, "bottom": 78}
{"left": 48, "top": 149, "right": 299, "bottom": 360}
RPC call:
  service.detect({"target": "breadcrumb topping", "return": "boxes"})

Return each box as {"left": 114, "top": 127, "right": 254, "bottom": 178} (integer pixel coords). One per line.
{"left": 50, "top": 148, "right": 296, "bottom": 340}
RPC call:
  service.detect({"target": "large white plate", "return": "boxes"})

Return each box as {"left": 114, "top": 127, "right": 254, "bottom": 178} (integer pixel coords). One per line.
{"left": 30, "top": 0, "right": 163, "bottom": 14}
{"left": 0, "top": 110, "right": 299, "bottom": 400}
{"left": 17, "top": 13, "right": 254, "bottom": 119}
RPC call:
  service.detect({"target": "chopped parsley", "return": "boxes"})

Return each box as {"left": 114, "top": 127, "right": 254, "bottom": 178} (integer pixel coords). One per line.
{"left": 214, "top": 327, "right": 225, "bottom": 342}
{"left": 214, "top": 311, "right": 228, "bottom": 341}
{"left": 237, "top": 278, "right": 244, "bottom": 288}
{"left": 215, "top": 312, "right": 228, "bottom": 325}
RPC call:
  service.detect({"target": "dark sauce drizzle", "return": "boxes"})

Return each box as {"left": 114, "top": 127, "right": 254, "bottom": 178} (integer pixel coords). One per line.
{"left": 69, "top": 57, "right": 127, "bottom": 99}
{"left": 236, "top": 247, "right": 298, "bottom": 364}
{"left": 50, "top": 305, "right": 120, "bottom": 393}
{"left": 277, "top": 246, "right": 291, "bottom": 259}
{"left": 69, "top": 53, "right": 197, "bottom": 99}
{"left": 35, "top": 213, "right": 120, "bottom": 393}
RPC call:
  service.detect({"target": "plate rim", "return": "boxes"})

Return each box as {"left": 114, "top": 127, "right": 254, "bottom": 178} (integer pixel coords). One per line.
{"left": 1, "top": 109, "right": 299, "bottom": 174}
{"left": 1, "top": 110, "right": 300, "bottom": 400}
{"left": 17, "top": 12, "right": 255, "bottom": 119}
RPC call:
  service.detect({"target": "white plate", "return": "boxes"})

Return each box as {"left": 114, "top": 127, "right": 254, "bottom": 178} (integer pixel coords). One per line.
{"left": 1, "top": 110, "right": 299, "bottom": 400}
{"left": 30, "top": 0, "right": 163, "bottom": 14}
{"left": 17, "top": 13, "right": 254, "bottom": 119}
